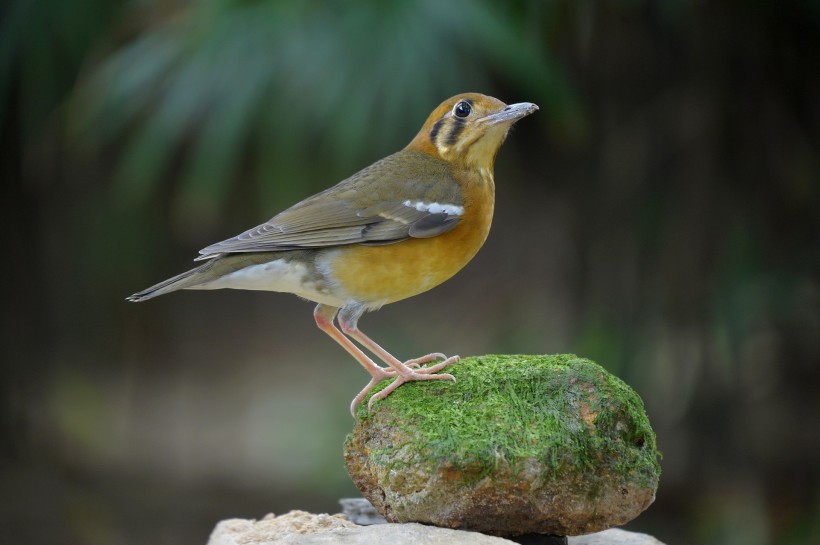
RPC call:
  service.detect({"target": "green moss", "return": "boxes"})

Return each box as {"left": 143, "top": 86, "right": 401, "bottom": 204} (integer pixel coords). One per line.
{"left": 351, "top": 354, "right": 660, "bottom": 489}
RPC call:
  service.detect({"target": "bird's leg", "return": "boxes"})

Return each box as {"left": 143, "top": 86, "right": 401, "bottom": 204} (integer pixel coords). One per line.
{"left": 313, "top": 304, "right": 396, "bottom": 416}
{"left": 337, "top": 307, "right": 458, "bottom": 410}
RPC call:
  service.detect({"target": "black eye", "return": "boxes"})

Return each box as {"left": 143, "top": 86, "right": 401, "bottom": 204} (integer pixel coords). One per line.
{"left": 454, "top": 101, "right": 472, "bottom": 118}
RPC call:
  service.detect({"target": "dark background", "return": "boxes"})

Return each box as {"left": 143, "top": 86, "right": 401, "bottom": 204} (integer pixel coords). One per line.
{"left": 2, "top": 1, "right": 818, "bottom": 544}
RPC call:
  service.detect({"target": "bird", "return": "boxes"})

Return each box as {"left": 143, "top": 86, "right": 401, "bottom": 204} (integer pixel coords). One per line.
{"left": 128, "top": 92, "right": 538, "bottom": 416}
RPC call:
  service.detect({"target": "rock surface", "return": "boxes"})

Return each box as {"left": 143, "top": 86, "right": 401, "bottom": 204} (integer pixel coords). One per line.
{"left": 206, "top": 511, "right": 514, "bottom": 545}
{"left": 570, "top": 528, "right": 665, "bottom": 545}
{"left": 338, "top": 498, "right": 387, "bottom": 526}
{"left": 344, "top": 354, "right": 660, "bottom": 536}
{"left": 206, "top": 511, "right": 667, "bottom": 545}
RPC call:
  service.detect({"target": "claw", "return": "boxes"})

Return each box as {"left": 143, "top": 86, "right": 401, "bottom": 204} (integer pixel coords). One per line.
{"left": 349, "top": 367, "right": 395, "bottom": 417}
{"left": 411, "top": 354, "right": 460, "bottom": 374}
{"left": 406, "top": 352, "right": 448, "bottom": 367}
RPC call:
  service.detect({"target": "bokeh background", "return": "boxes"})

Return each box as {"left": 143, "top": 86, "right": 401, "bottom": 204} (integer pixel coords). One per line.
{"left": 2, "top": 1, "right": 819, "bottom": 544}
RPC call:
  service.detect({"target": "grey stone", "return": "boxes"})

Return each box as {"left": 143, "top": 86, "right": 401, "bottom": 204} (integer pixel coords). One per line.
{"left": 206, "top": 511, "right": 515, "bottom": 545}
{"left": 568, "top": 528, "right": 666, "bottom": 545}
{"left": 206, "top": 511, "right": 357, "bottom": 545}
{"left": 205, "top": 512, "right": 667, "bottom": 545}
{"left": 338, "top": 498, "right": 387, "bottom": 525}
{"left": 344, "top": 355, "right": 660, "bottom": 536}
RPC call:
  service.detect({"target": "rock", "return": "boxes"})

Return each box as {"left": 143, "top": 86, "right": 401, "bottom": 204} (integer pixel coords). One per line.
{"left": 568, "top": 528, "right": 665, "bottom": 544}
{"left": 338, "top": 498, "right": 387, "bottom": 525}
{"left": 344, "top": 354, "right": 660, "bottom": 536}
{"left": 207, "top": 511, "right": 357, "bottom": 545}
{"left": 506, "top": 534, "right": 569, "bottom": 545}
{"left": 206, "top": 510, "right": 516, "bottom": 544}
{"left": 205, "top": 511, "right": 668, "bottom": 545}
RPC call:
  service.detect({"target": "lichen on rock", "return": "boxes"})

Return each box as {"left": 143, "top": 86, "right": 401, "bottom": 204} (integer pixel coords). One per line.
{"left": 343, "top": 354, "right": 660, "bottom": 536}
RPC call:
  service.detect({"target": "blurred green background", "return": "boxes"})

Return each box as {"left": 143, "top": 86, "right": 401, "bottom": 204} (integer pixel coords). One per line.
{"left": 2, "top": 1, "right": 819, "bottom": 544}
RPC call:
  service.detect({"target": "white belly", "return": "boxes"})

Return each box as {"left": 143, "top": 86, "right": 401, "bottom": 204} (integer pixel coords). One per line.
{"left": 188, "top": 258, "right": 347, "bottom": 307}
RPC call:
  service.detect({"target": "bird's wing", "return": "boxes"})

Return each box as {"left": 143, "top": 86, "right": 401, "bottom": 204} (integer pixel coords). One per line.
{"left": 196, "top": 151, "right": 463, "bottom": 259}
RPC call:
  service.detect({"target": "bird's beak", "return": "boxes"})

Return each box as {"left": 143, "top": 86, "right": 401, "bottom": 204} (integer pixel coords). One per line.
{"left": 481, "top": 102, "right": 539, "bottom": 125}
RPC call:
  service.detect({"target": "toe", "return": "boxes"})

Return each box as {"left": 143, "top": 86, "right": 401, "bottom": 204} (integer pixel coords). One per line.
{"left": 405, "top": 352, "right": 447, "bottom": 367}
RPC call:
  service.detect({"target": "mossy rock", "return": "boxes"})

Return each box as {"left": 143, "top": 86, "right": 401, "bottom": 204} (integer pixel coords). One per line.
{"left": 343, "top": 354, "right": 660, "bottom": 537}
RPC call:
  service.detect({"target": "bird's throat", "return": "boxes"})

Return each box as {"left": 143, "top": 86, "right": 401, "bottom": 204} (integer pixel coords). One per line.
{"left": 462, "top": 126, "right": 510, "bottom": 172}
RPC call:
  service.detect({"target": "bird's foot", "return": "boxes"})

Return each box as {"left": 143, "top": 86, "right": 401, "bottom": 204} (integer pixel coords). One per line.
{"left": 350, "top": 369, "right": 392, "bottom": 417}
{"left": 376, "top": 353, "right": 447, "bottom": 374}
{"left": 405, "top": 353, "right": 459, "bottom": 374}
{"left": 405, "top": 352, "right": 448, "bottom": 368}
{"left": 366, "top": 354, "right": 460, "bottom": 410}
{"left": 350, "top": 354, "right": 460, "bottom": 416}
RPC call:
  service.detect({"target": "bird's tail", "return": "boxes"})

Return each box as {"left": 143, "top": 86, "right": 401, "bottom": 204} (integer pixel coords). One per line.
{"left": 126, "top": 261, "right": 213, "bottom": 302}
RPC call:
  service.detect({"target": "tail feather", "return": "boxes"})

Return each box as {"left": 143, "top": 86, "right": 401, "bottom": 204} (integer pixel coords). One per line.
{"left": 126, "top": 262, "right": 212, "bottom": 302}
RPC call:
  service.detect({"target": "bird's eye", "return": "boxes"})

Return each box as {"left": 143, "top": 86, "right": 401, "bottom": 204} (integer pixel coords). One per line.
{"left": 454, "top": 101, "right": 472, "bottom": 118}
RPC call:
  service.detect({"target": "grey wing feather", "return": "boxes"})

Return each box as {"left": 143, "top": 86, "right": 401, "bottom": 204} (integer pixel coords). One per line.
{"left": 196, "top": 151, "right": 463, "bottom": 259}
{"left": 407, "top": 213, "right": 460, "bottom": 238}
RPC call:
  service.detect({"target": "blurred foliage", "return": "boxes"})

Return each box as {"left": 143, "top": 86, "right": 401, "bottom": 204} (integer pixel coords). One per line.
{"left": 0, "top": 0, "right": 123, "bottom": 144}
{"left": 2, "top": 1, "right": 820, "bottom": 545}
{"left": 64, "top": 0, "right": 583, "bottom": 228}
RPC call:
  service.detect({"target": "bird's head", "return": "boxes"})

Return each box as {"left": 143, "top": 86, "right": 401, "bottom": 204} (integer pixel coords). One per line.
{"left": 408, "top": 93, "right": 538, "bottom": 171}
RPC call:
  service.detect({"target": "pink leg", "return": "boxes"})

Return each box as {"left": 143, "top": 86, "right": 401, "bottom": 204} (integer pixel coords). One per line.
{"left": 313, "top": 305, "right": 395, "bottom": 416}
{"left": 337, "top": 316, "right": 459, "bottom": 410}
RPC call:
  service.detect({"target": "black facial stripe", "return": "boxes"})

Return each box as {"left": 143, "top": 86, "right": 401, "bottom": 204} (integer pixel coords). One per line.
{"left": 429, "top": 119, "right": 445, "bottom": 145}
{"left": 445, "top": 118, "right": 466, "bottom": 147}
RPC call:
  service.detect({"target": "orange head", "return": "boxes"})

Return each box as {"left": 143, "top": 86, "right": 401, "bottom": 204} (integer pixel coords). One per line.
{"left": 407, "top": 93, "right": 538, "bottom": 171}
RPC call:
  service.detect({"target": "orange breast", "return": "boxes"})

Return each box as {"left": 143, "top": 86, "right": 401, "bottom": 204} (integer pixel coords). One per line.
{"left": 329, "top": 176, "right": 494, "bottom": 306}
